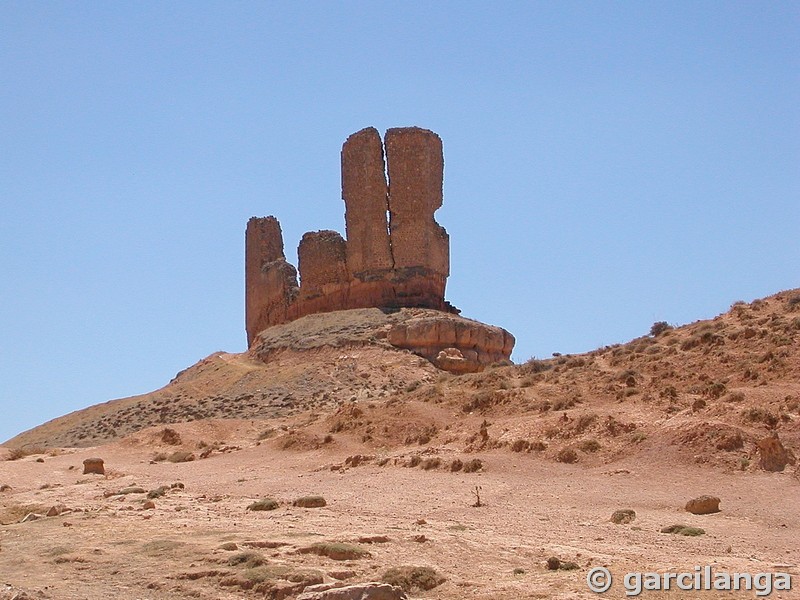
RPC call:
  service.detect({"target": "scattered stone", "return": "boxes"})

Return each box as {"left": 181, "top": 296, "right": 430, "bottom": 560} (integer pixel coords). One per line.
{"left": 118, "top": 486, "right": 146, "bottom": 495}
{"left": 660, "top": 524, "right": 706, "bottom": 536}
{"left": 0, "top": 484, "right": 11, "bottom": 492}
{"left": 148, "top": 486, "right": 169, "bottom": 499}
{"left": 357, "top": 535, "right": 389, "bottom": 544}
{"left": 143, "top": 500, "right": 156, "bottom": 510}
{"left": 46, "top": 505, "right": 67, "bottom": 517}
{"left": 35, "top": 457, "right": 45, "bottom": 463}
{"left": 757, "top": 433, "right": 797, "bottom": 472}
{"left": 685, "top": 495, "right": 721, "bottom": 515}
{"left": 412, "top": 535, "right": 428, "bottom": 543}
{"left": 83, "top": 458, "right": 104, "bottom": 475}
{"left": 20, "top": 513, "right": 44, "bottom": 523}
{"left": 610, "top": 509, "right": 636, "bottom": 524}
{"left": 297, "top": 582, "right": 408, "bottom": 600}
{"left": 546, "top": 557, "right": 561, "bottom": 570}
{"left": 293, "top": 495, "right": 327, "bottom": 508}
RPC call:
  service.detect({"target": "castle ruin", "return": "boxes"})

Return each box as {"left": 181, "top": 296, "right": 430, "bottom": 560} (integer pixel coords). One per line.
{"left": 245, "top": 126, "right": 515, "bottom": 371}
{"left": 246, "top": 126, "right": 455, "bottom": 346}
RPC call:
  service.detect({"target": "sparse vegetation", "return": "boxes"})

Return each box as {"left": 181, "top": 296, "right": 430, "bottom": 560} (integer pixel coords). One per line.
{"left": 462, "top": 458, "right": 483, "bottom": 473}
{"left": 167, "top": 450, "right": 195, "bottom": 463}
{"left": 650, "top": 321, "right": 673, "bottom": 336}
{"left": 556, "top": 448, "right": 578, "bottom": 464}
{"left": 247, "top": 498, "right": 279, "bottom": 511}
{"left": 579, "top": 439, "right": 601, "bottom": 453}
{"left": 660, "top": 524, "right": 705, "bottom": 536}
{"left": 5, "top": 447, "right": 45, "bottom": 461}
{"left": 299, "top": 542, "right": 370, "bottom": 560}
{"left": 228, "top": 551, "right": 267, "bottom": 568}
{"left": 293, "top": 495, "right": 326, "bottom": 508}
{"left": 382, "top": 566, "right": 446, "bottom": 592}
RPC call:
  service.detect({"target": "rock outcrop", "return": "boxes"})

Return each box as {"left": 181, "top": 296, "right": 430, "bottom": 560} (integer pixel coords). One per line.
{"left": 387, "top": 314, "right": 514, "bottom": 373}
{"left": 244, "top": 126, "right": 514, "bottom": 370}
{"left": 245, "top": 127, "right": 457, "bottom": 346}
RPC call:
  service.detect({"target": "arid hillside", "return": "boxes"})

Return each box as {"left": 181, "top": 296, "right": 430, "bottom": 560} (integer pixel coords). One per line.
{"left": 7, "top": 290, "right": 800, "bottom": 473}
{"left": 1, "top": 291, "right": 798, "bottom": 600}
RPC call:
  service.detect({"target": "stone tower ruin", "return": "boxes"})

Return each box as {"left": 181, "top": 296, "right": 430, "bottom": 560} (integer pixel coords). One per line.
{"left": 245, "top": 126, "right": 456, "bottom": 346}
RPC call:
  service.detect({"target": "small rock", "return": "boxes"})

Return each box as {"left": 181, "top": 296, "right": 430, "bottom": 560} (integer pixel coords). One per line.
{"left": 546, "top": 557, "right": 561, "bottom": 570}
{"left": 757, "top": 433, "right": 796, "bottom": 472}
{"left": 685, "top": 495, "right": 721, "bottom": 515}
{"left": 83, "top": 458, "right": 105, "bottom": 475}
{"left": 293, "top": 495, "right": 327, "bottom": 508}
{"left": 143, "top": 500, "right": 156, "bottom": 510}
{"left": 20, "top": 513, "right": 43, "bottom": 523}
{"left": 412, "top": 535, "right": 428, "bottom": 543}
{"left": 0, "top": 484, "right": 11, "bottom": 492}
{"left": 35, "top": 457, "right": 45, "bottom": 463}
{"left": 46, "top": 505, "right": 67, "bottom": 517}
{"left": 610, "top": 509, "right": 636, "bottom": 524}
{"left": 118, "top": 486, "right": 146, "bottom": 495}
{"left": 357, "top": 535, "right": 389, "bottom": 544}
{"left": 660, "top": 524, "right": 705, "bottom": 536}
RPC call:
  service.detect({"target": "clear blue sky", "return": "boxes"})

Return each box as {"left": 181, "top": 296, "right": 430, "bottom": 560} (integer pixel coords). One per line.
{"left": 1, "top": 2, "right": 798, "bottom": 443}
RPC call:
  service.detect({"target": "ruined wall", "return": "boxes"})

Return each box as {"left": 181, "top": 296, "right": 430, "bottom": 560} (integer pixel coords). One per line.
{"left": 245, "top": 127, "right": 456, "bottom": 346}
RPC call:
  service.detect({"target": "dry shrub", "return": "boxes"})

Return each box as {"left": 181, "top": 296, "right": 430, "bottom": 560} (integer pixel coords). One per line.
{"left": 574, "top": 413, "right": 597, "bottom": 434}
{"left": 462, "top": 458, "right": 483, "bottom": 473}
{"left": 382, "top": 566, "right": 446, "bottom": 592}
{"left": 299, "top": 542, "right": 370, "bottom": 561}
{"left": 228, "top": 551, "right": 267, "bottom": 568}
{"left": 511, "top": 439, "right": 530, "bottom": 452}
{"left": 160, "top": 428, "right": 182, "bottom": 445}
{"left": 716, "top": 433, "right": 744, "bottom": 451}
{"left": 579, "top": 439, "right": 601, "bottom": 453}
{"left": 741, "top": 407, "right": 779, "bottom": 428}
{"left": 420, "top": 458, "right": 441, "bottom": 470}
{"left": 247, "top": 498, "right": 279, "bottom": 511}
{"left": 167, "top": 450, "right": 195, "bottom": 463}
{"left": 556, "top": 448, "right": 578, "bottom": 464}
{"left": 449, "top": 459, "right": 463, "bottom": 472}
{"left": 5, "top": 446, "right": 45, "bottom": 461}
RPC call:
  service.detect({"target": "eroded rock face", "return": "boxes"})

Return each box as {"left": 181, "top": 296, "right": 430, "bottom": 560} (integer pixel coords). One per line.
{"left": 387, "top": 314, "right": 515, "bottom": 372}
{"left": 244, "top": 127, "right": 514, "bottom": 368}
{"left": 245, "top": 127, "right": 455, "bottom": 345}
{"left": 245, "top": 217, "right": 299, "bottom": 346}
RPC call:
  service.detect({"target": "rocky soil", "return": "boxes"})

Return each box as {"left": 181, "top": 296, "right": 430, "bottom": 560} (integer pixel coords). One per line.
{"left": 2, "top": 290, "right": 800, "bottom": 599}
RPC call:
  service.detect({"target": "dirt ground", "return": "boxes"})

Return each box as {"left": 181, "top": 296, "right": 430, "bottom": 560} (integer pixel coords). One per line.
{"left": 1, "top": 418, "right": 798, "bottom": 599}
